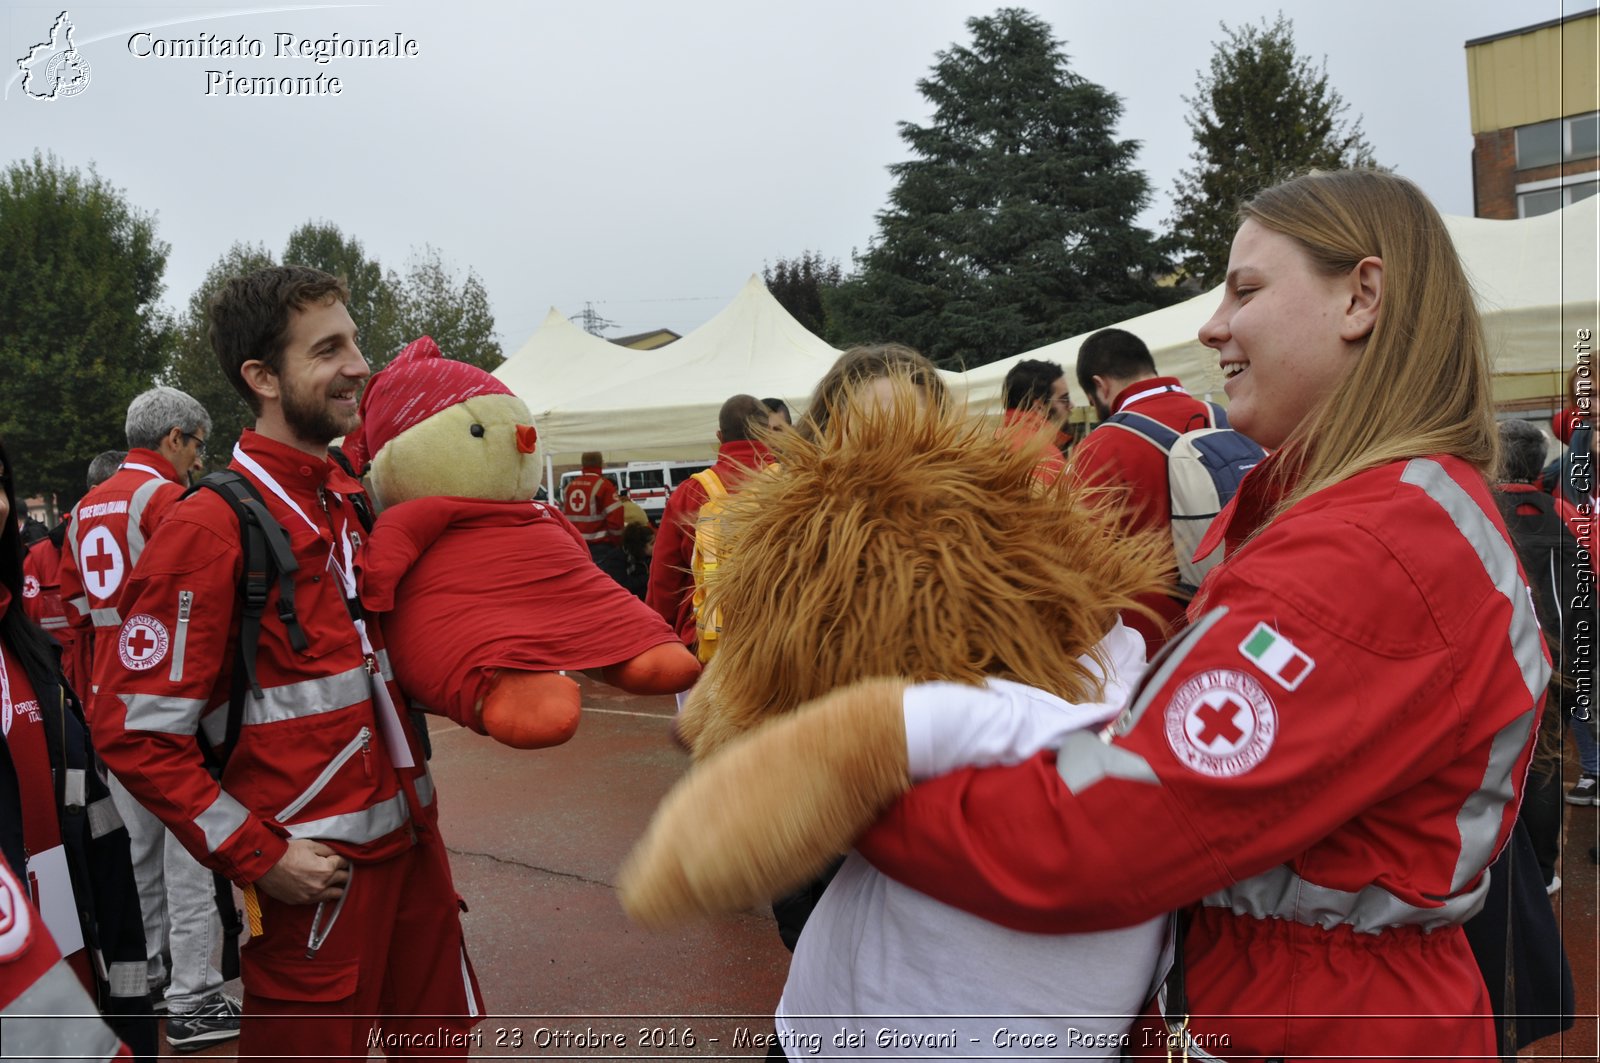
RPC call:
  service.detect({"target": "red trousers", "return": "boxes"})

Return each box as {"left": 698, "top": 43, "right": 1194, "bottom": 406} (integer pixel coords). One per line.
{"left": 238, "top": 828, "right": 482, "bottom": 1060}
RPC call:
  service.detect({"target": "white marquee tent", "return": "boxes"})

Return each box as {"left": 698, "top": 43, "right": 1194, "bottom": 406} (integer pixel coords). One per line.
{"left": 498, "top": 200, "right": 1596, "bottom": 466}
{"left": 954, "top": 196, "right": 1599, "bottom": 417}
{"left": 506, "top": 275, "right": 843, "bottom": 463}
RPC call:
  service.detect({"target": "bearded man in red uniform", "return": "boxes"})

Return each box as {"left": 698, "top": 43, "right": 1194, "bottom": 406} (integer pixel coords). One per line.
{"left": 91, "top": 267, "right": 481, "bottom": 1058}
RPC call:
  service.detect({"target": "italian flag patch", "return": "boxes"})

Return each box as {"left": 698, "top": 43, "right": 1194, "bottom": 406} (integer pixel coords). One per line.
{"left": 1239, "top": 623, "right": 1315, "bottom": 691}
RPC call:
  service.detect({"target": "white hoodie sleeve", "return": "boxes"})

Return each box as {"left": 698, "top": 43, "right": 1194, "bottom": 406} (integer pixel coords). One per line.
{"left": 902, "top": 620, "right": 1147, "bottom": 781}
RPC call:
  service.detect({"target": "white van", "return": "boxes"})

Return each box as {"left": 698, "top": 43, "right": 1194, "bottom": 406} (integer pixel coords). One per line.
{"left": 624, "top": 459, "right": 715, "bottom": 523}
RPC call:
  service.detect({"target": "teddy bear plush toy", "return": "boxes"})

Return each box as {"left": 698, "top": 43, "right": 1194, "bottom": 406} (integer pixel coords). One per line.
{"left": 618, "top": 377, "right": 1165, "bottom": 914}
{"left": 342, "top": 336, "right": 700, "bottom": 749}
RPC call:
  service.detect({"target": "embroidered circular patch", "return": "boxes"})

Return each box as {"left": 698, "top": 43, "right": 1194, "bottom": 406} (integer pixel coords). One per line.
{"left": 80, "top": 525, "right": 126, "bottom": 600}
{"left": 1164, "top": 668, "right": 1277, "bottom": 778}
{"left": 118, "top": 614, "right": 170, "bottom": 671}
{"left": 0, "top": 862, "right": 33, "bottom": 961}
{"left": 21, "top": 574, "right": 39, "bottom": 599}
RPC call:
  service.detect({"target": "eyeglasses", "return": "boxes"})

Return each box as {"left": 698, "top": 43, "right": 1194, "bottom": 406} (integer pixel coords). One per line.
{"left": 182, "top": 432, "right": 207, "bottom": 457}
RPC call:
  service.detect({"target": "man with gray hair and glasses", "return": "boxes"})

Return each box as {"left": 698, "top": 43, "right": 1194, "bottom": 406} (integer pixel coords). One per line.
{"left": 58, "top": 385, "right": 241, "bottom": 1051}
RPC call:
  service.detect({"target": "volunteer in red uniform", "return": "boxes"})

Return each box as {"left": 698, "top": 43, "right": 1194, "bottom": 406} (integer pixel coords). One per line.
{"left": 996, "top": 358, "right": 1072, "bottom": 485}
{"left": 26, "top": 452, "right": 126, "bottom": 696}
{"left": 646, "top": 395, "right": 778, "bottom": 648}
{"left": 854, "top": 171, "right": 1545, "bottom": 1059}
{"left": 22, "top": 520, "right": 87, "bottom": 693}
{"left": 561, "top": 451, "right": 624, "bottom": 550}
{"left": 1071, "top": 328, "right": 1224, "bottom": 651}
{"left": 57, "top": 390, "right": 238, "bottom": 1050}
{"left": 2, "top": 437, "right": 155, "bottom": 1059}
{"left": 91, "top": 266, "right": 481, "bottom": 1058}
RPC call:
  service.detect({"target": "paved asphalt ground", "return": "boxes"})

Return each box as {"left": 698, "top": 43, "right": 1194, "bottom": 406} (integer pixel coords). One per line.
{"left": 162, "top": 676, "right": 1595, "bottom": 1060}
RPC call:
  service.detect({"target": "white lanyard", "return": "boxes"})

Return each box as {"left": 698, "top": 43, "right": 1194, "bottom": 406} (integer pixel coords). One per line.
{"left": 0, "top": 646, "right": 12, "bottom": 732}
{"left": 229, "top": 444, "right": 413, "bottom": 769}
{"left": 120, "top": 462, "right": 165, "bottom": 479}
{"left": 231, "top": 444, "right": 320, "bottom": 536}
{"left": 1116, "top": 382, "right": 1186, "bottom": 411}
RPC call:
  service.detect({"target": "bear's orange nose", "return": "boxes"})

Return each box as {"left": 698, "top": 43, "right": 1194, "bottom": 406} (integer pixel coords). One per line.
{"left": 516, "top": 424, "right": 539, "bottom": 453}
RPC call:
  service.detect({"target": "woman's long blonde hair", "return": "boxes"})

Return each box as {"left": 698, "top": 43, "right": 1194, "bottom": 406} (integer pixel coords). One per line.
{"left": 1244, "top": 170, "right": 1497, "bottom": 511}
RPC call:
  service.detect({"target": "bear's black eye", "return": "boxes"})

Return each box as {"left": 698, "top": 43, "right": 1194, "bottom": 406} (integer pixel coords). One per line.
{"left": 470, "top": 424, "right": 486, "bottom": 438}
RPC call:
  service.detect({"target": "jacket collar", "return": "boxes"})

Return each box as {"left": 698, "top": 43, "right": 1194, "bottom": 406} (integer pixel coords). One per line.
{"left": 717, "top": 438, "right": 774, "bottom": 467}
{"left": 1195, "top": 448, "right": 1299, "bottom": 562}
{"left": 235, "top": 429, "right": 361, "bottom": 497}
{"left": 121, "top": 447, "right": 183, "bottom": 485}
{"left": 1111, "top": 376, "right": 1186, "bottom": 414}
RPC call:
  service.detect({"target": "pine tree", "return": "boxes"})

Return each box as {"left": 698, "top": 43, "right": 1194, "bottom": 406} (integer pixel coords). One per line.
{"left": 828, "top": 8, "right": 1170, "bottom": 369}
{"left": 395, "top": 245, "right": 502, "bottom": 371}
{"left": 1170, "top": 16, "right": 1378, "bottom": 288}
{"left": 763, "top": 252, "right": 842, "bottom": 337}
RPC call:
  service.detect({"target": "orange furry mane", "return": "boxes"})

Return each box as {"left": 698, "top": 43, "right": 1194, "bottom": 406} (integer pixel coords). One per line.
{"left": 679, "top": 379, "right": 1168, "bottom": 755}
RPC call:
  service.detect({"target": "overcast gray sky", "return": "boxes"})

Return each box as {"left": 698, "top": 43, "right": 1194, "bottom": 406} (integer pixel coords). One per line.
{"left": 2, "top": 0, "right": 1592, "bottom": 348}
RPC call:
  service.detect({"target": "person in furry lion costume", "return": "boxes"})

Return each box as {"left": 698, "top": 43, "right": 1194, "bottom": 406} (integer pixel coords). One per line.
{"left": 620, "top": 370, "right": 1172, "bottom": 1055}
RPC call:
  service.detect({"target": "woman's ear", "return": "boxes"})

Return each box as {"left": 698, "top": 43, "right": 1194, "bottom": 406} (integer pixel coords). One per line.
{"left": 1341, "top": 256, "right": 1383, "bottom": 343}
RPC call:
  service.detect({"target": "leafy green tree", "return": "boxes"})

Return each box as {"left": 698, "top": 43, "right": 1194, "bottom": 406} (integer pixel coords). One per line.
{"left": 161, "top": 242, "right": 276, "bottom": 465}
{"left": 395, "top": 245, "right": 502, "bottom": 371}
{"left": 828, "top": 8, "right": 1170, "bottom": 369}
{"left": 763, "top": 252, "right": 842, "bottom": 337}
{"left": 0, "top": 153, "right": 174, "bottom": 510}
{"left": 282, "top": 220, "right": 406, "bottom": 367}
{"left": 1170, "top": 16, "right": 1378, "bottom": 288}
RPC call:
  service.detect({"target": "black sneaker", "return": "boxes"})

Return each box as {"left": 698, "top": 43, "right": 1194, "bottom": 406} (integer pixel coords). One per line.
{"left": 166, "top": 990, "right": 242, "bottom": 1052}
{"left": 1565, "top": 773, "right": 1599, "bottom": 806}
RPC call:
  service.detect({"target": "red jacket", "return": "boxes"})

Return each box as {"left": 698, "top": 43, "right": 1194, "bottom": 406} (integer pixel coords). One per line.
{"left": 997, "top": 408, "right": 1067, "bottom": 485}
{"left": 1069, "top": 378, "right": 1220, "bottom": 651}
{"left": 859, "top": 453, "right": 1544, "bottom": 1060}
{"left": 646, "top": 439, "right": 773, "bottom": 646}
{"left": 21, "top": 527, "right": 90, "bottom": 696}
{"left": 0, "top": 859, "right": 130, "bottom": 1060}
{"left": 560, "top": 468, "right": 623, "bottom": 546}
{"left": 57, "top": 449, "right": 187, "bottom": 691}
{"left": 91, "top": 431, "right": 434, "bottom": 886}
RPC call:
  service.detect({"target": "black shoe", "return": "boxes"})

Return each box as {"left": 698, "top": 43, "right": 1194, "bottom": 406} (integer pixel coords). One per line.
{"left": 1565, "top": 773, "right": 1598, "bottom": 806}
{"left": 166, "top": 991, "right": 242, "bottom": 1052}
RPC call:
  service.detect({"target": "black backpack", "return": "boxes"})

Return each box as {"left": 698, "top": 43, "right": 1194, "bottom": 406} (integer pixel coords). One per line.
{"left": 1494, "top": 490, "right": 1587, "bottom": 721}
{"left": 180, "top": 455, "right": 426, "bottom": 977}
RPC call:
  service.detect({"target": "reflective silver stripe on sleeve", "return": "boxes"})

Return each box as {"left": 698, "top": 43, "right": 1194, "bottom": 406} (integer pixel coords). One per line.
{"left": 124, "top": 475, "right": 168, "bottom": 566}
{"left": 39, "top": 616, "right": 69, "bottom": 630}
{"left": 107, "top": 960, "right": 147, "bottom": 999}
{"left": 1453, "top": 710, "right": 1538, "bottom": 892}
{"left": 1, "top": 959, "right": 127, "bottom": 1060}
{"left": 375, "top": 648, "right": 394, "bottom": 682}
{"left": 1205, "top": 861, "right": 1490, "bottom": 934}
{"left": 240, "top": 664, "right": 371, "bottom": 727}
{"left": 90, "top": 606, "right": 123, "bottom": 627}
{"left": 196, "top": 790, "right": 250, "bottom": 853}
{"left": 284, "top": 789, "right": 411, "bottom": 845}
{"left": 1110, "top": 606, "right": 1228, "bottom": 739}
{"left": 119, "top": 692, "right": 207, "bottom": 735}
{"left": 66, "top": 594, "right": 90, "bottom": 617}
{"left": 88, "top": 796, "right": 125, "bottom": 839}
{"left": 65, "top": 768, "right": 86, "bottom": 809}
{"left": 1055, "top": 730, "right": 1160, "bottom": 793}
{"left": 1400, "top": 459, "right": 1550, "bottom": 701}
{"left": 1400, "top": 460, "right": 1550, "bottom": 892}
{"left": 415, "top": 769, "right": 436, "bottom": 808}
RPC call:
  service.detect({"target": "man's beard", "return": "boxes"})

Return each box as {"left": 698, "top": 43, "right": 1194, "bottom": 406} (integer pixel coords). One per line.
{"left": 282, "top": 379, "right": 358, "bottom": 447}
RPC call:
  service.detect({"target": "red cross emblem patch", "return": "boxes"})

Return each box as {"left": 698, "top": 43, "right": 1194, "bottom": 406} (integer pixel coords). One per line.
{"left": 80, "top": 525, "right": 126, "bottom": 600}
{"left": 1164, "top": 669, "right": 1277, "bottom": 778}
{"left": 21, "top": 575, "right": 40, "bottom": 599}
{"left": 118, "top": 614, "right": 170, "bottom": 671}
{"left": 0, "top": 861, "right": 33, "bottom": 961}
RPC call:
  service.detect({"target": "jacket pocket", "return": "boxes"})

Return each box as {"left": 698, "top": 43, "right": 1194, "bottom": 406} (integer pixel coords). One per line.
{"left": 246, "top": 951, "right": 360, "bottom": 1003}
{"left": 277, "top": 726, "right": 372, "bottom": 821}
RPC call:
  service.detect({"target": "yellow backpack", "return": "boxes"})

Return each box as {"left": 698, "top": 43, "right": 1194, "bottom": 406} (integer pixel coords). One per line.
{"left": 688, "top": 468, "right": 729, "bottom": 663}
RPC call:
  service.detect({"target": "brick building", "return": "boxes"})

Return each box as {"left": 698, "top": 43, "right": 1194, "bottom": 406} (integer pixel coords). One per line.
{"left": 1466, "top": 11, "right": 1599, "bottom": 218}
